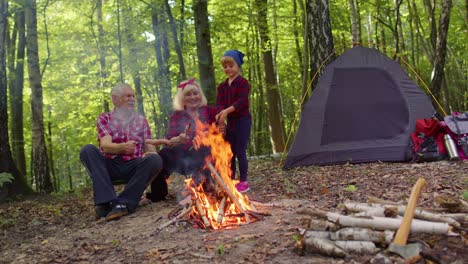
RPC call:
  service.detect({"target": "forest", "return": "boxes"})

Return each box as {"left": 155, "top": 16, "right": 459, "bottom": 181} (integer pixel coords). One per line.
{"left": 0, "top": 0, "right": 466, "bottom": 195}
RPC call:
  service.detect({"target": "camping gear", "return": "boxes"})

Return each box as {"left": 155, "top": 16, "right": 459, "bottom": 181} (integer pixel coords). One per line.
{"left": 444, "top": 112, "right": 468, "bottom": 159}
{"left": 409, "top": 118, "right": 446, "bottom": 162}
{"left": 443, "top": 134, "right": 460, "bottom": 161}
{"left": 283, "top": 46, "right": 434, "bottom": 168}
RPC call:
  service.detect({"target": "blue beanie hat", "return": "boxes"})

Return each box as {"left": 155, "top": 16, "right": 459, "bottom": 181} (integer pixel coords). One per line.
{"left": 223, "top": 50, "right": 245, "bottom": 67}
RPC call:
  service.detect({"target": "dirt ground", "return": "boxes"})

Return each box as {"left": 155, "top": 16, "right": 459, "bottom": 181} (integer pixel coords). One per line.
{"left": 1, "top": 159, "right": 467, "bottom": 264}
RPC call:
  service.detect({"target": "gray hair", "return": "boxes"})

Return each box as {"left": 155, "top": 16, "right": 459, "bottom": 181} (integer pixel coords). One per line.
{"left": 111, "top": 83, "right": 132, "bottom": 97}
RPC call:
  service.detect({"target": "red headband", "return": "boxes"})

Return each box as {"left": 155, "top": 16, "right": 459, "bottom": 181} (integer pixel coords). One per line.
{"left": 178, "top": 78, "right": 196, "bottom": 90}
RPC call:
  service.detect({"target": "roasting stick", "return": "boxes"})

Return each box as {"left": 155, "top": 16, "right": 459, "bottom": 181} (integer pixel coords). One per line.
{"left": 207, "top": 162, "right": 250, "bottom": 223}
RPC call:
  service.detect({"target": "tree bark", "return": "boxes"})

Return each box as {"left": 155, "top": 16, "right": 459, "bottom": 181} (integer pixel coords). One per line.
{"left": 122, "top": 0, "right": 144, "bottom": 115}
{"left": 193, "top": 0, "right": 216, "bottom": 104}
{"left": 255, "top": 0, "right": 286, "bottom": 154}
{"left": 430, "top": 0, "right": 452, "bottom": 102}
{"left": 25, "top": 0, "right": 52, "bottom": 193}
{"left": 349, "top": 0, "right": 361, "bottom": 45}
{"left": 95, "top": 0, "right": 110, "bottom": 112}
{"left": 0, "top": 0, "right": 30, "bottom": 199}
{"left": 165, "top": 0, "right": 186, "bottom": 82}
{"left": 151, "top": 10, "right": 171, "bottom": 134}
{"left": 9, "top": 8, "right": 27, "bottom": 178}
{"left": 305, "top": 0, "right": 334, "bottom": 90}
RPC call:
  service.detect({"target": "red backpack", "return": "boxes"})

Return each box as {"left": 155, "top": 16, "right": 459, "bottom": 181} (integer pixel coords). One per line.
{"left": 409, "top": 118, "right": 446, "bottom": 162}
{"left": 443, "top": 112, "right": 468, "bottom": 160}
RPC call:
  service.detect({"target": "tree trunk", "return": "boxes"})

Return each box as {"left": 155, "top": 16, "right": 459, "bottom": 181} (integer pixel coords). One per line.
{"left": 151, "top": 11, "right": 171, "bottom": 134}
{"left": 0, "top": 0, "right": 30, "bottom": 199}
{"left": 9, "top": 8, "right": 27, "bottom": 178}
{"left": 122, "top": 1, "right": 144, "bottom": 115}
{"left": 193, "top": 0, "right": 216, "bottom": 104}
{"left": 255, "top": 0, "right": 285, "bottom": 154}
{"left": 95, "top": 0, "right": 110, "bottom": 112}
{"left": 25, "top": 0, "right": 52, "bottom": 193}
{"left": 165, "top": 0, "right": 186, "bottom": 82}
{"left": 349, "top": 0, "right": 361, "bottom": 45}
{"left": 305, "top": 0, "right": 334, "bottom": 90}
{"left": 430, "top": 0, "right": 452, "bottom": 103}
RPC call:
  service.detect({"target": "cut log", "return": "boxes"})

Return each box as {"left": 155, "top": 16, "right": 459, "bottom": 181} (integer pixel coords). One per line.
{"left": 345, "top": 202, "right": 461, "bottom": 228}
{"left": 303, "top": 228, "right": 394, "bottom": 244}
{"left": 299, "top": 208, "right": 450, "bottom": 234}
{"left": 334, "top": 241, "right": 378, "bottom": 254}
{"left": 302, "top": 237, "right": 346, "bottom": 257}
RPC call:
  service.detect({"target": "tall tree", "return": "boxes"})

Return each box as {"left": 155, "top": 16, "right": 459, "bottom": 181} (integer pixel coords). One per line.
{"left": 9, "top": 8, "right": 27, "bottom": 178}
{"left": 430, "top": 0, "right": 452, "bottom": 103}
{"left": 151, "top": 6, "right": 171, "bottom": 134}
{"left": 349, "top": 0, "right": 361, "bottom": 45}
{"left": 164, "top": 0, "right": 186, "bottom": 82}
{"left": 254, "top": 0, "right": 285, "bottom": 154}
{"left": 305, "top": 0, "right": 334, "bottom": 89}
{"left": 0, "top": 0, "right": 29, "bottom": 199}
{"left": 25, "top": 0, "right": 52, "bottom": 193}
{"left": 193, "top": 0, "right": 216, "bottom": 104}
{"left": 122, "top": 0, "right": 144, "bottom": 115}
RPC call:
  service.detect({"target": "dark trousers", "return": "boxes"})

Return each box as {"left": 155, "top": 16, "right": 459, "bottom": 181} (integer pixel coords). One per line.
{"left": 147, "top": 145, "right": 210, "bottom": 202}
{"left": 79, "top": 144, "right": 163, "bottom": 211}
{"left": 226, "top": 117, "right": 251, "bottom": 182}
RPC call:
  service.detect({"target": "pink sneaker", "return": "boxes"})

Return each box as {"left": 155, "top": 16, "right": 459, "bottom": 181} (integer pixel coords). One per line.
{"left": 235, "top": 181, "right": 250, "bottom": 193}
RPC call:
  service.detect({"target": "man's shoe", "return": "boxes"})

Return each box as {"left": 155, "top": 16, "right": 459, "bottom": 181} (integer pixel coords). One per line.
{"left": 95, "top": 203, "right": 112, "bottom": 220}
{"left": 105, "top": 204, "right": 129, "bottom": 221}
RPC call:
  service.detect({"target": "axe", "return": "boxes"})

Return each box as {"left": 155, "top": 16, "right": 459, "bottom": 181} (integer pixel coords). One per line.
{"left": 388, "top": 178, "right": 425, "bottom": 263}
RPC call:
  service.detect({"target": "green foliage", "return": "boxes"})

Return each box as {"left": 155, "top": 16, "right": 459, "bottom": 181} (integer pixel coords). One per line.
{"left": 463, "top": 191, "right": 468, "bottom": 201}
{"left": 216, "top": 244, "right": 225, "bottom": 256}
{"left": 343, "top": 185, "right": 357, "bottom": 192}
{"left": 6, "top": 0, "right": 466, "bottom": 192}
{"left": 0, "top": 173, "right": 14, "bottom": 188}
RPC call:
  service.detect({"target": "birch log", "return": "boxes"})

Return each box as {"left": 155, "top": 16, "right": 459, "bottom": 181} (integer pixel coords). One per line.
{"left": 299, "top": 208, "right": 450, "bottom": 234}
{"left": 345, "top": 202, "right": 461, "bottom": 228}
{"left": 304, "top": 228, "right": 394, "bottom": 244}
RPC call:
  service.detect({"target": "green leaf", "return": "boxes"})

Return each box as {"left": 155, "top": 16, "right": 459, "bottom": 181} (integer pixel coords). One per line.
{"left": 216, "top": 244, "right": 225, "bottom": 256}
{"left": 0, "top": 173, "right": 14, "bottom": 188}
{"left": 344, "top": 185, "right": 357, "bottom": 192}
{"left": 463, "top": 191, "right": 468, "bottom": 200}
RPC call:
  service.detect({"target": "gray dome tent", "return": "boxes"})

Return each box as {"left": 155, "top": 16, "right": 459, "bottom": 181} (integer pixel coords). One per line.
{"left": 283, "top": 46, "right": 435, "bottom": 169}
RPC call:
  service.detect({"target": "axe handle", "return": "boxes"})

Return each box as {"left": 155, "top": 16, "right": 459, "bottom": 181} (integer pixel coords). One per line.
{"left": 393, "top": 178, "right": 426, "bottom": 245}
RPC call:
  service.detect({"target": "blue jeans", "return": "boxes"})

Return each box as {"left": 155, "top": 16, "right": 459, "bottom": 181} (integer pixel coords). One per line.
{"left": 226, "top": 117, "right": 251, "bottom": 182}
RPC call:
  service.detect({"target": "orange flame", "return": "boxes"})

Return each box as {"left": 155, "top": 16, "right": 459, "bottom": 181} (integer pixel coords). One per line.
{"left": 184, "top": 119, "right": 254, "bottom": 229}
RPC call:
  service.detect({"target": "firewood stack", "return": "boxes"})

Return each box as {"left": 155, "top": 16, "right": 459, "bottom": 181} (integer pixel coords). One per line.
{"left": 294, "top": 199, "right": 467, "bottom": 261}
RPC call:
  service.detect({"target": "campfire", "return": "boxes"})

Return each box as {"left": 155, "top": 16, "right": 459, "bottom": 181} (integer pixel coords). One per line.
{"left": 158, "top": 120, "right": 264, "bottom": 230}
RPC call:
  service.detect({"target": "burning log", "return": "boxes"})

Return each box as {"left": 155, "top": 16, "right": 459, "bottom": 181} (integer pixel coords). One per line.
{"left": 195, "top": 199, "right": 211, "bottom": 228}
{"left": 298, "top": 208, "right": 450, "bottom": 234}
{"left": 217, "top": 196, "right": 227, "bottom": 224}
{"left": 207, "top": 162, "right": 250, "bottom": 223}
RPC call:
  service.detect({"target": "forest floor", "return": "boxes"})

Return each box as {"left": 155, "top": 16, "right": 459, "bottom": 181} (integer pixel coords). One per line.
{"left": 1, "top": 159, "right": 467, "bottom": 264}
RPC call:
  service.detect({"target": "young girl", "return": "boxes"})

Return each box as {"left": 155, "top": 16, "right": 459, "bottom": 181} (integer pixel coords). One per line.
{"left": 216, "top": 50, "right": 252, "bottom": 193}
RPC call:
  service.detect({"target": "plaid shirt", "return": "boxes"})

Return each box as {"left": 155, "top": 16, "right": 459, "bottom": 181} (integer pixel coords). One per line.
{"left": 97, "top": 110, "right": 152, "bottom": 161}
{"left": 166, "top": 106, "right": 216, "bottom": 149}
{"left": 216, "top": 75, "right": 251, "bottom": 119}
